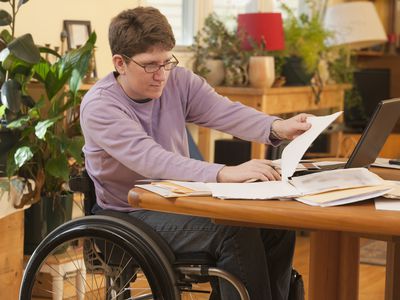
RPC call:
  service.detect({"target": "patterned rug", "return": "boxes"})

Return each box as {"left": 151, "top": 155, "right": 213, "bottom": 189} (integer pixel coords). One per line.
{"left": 360, "top": 239, "right": 386, "bottom": 266}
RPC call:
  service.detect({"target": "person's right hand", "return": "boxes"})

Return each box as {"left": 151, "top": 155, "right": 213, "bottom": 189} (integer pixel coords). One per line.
{"left": 217, "top": 159, "right": 281, "bottom": 183}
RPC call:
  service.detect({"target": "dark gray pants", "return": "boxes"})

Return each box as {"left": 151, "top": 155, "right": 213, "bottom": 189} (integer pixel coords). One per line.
{"left": 129, "top": 210, "right": 296, "bottom": 300}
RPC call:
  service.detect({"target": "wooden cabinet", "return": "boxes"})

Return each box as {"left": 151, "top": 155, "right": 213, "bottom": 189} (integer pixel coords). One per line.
{"left": 0, "top": 211, "right": 24, "bottom": 299}
{"left": 338, "top": 133, "right": 400, "bottom": 158}
{"left": 197, "top": 84, "right": 350, "bottom": 161}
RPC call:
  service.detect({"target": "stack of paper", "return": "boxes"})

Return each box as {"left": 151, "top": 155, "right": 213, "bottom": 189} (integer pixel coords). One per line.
{"left": 136, "top": 168, "right": 394, "bottom": 207}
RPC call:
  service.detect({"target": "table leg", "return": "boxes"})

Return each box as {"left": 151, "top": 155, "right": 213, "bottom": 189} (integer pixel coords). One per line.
{"left": 309, "top": 231, "right": 359, "bottom": 300}
{"left": 385, "top": 240, "right": 400, "bottom": 300}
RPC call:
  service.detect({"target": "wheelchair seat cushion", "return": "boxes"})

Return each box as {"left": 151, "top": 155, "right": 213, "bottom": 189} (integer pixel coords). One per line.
{"left": 174, "top": 252, "right": 216, "bottom": 266}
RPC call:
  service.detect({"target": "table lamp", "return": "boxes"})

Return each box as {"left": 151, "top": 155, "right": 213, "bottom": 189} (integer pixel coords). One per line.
{"left": 237, "top": 13, "right": 285, "bottom": 88}
{"left": 237, "top": 13, "right": 285, "bottom": 51}
{"left": 324, "top": 1, "right": 387, "bottom": 50}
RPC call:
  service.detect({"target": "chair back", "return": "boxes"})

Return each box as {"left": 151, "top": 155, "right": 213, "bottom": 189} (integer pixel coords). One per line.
{"left": 69, "top": 170, "right": 97, "bottom": 216}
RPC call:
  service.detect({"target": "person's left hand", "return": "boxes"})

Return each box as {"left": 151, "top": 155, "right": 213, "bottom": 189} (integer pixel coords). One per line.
{"left": 271, "top": 113, "right": 313, "bottom": 140}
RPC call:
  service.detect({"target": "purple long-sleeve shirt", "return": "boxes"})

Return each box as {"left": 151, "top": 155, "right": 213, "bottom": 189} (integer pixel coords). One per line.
{"left": 80, "top": 67, "right": 279, "bottom": 211}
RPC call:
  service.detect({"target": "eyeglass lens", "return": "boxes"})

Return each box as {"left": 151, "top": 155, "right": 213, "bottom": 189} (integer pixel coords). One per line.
{"left": 145, "top": 61, "right": 178, "bottom": 73}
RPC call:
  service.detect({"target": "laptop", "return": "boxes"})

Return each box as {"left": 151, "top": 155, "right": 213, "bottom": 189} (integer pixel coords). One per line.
{"left": 296, "top": 98, "right": 400, "bottom": 175}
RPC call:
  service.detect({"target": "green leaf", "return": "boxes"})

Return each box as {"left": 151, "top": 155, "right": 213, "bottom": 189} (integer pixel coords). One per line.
{"left": 8, "top": 33, "right": 40, "bottom": 64}
{"left": 17, "top": 0, "right": 29, "bottom": 9}
{"left": 0, "top": 104, "right": 5, "bottom": 117}
{"left": 1, "top": 79, "right": 22, "bottom": 113}
{"left": 68, "top": 68, "right": 82, "bottom": 95}
{"left": 38, "top": 46, "right": 61, "bottom": 59}
{"left": 7, "top": 115, "right": 30, "bottom": 128}
{"left": 35, "top": 118, "right": 57, "bottom": 139}
{"left": 59, "top": 32, "right": 96, "bottom": 73}
{"left": 0, "top": 47, "right": 9, "bottom": 62}
{"left": 0, "top": 10, "right": 12, "bottom": 26}
{"left": 45, "top": 154, "right": 69, "bottom": 181}
{"left": 2, "top": 51, "right": 32, "bottom": 74}
{"left": 66, "top": 136, "right": 84, "bottom": 164}
{"left": 14, "top": 146, "right": 33, "bottom": 168}
{"left": 6, "top": 149, "right": 17, "bottom": 176}
{"left": 32, "top": 60, "right": 51, "bottom": 82}
{"left": 44, "top": 67, "right": 71, "bottom": 100}
{"left": 0, "top": 29, "right": 12, "bottom": 44}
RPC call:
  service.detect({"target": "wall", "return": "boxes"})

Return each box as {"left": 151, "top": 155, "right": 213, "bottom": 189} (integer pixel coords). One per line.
{"left": 1, "top": 0, "right": 141, "bottom": 77}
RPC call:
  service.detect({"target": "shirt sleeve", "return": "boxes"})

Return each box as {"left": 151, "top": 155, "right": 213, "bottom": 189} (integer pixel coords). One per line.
{"left": 80, "top": 97, "right": 224, "bottom": 182}
{"left": 181, "top": 70, "right": 280, "bottom": 145}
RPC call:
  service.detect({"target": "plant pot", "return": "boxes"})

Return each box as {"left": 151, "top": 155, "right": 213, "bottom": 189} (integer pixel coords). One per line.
{"left": 281, "top": 56, "right": 313, "bottom": 86}
{"left": 0, "top": 128, "right": 20, "bottom": 176}
{"left": 204, "top": 59, "right": 225, "bottom": 86}
{"left": 248, "top": 56, "right": 275, "bottom": 88}
{"left": 24, "top": 193, "right": 73, "bottom": 255}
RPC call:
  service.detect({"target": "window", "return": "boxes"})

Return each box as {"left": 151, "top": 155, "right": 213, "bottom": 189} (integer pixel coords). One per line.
{"left": 213, "top": 0, "right": 258, "bottom": 31}
{"left": 144, "top": 0, "right": 308, "bottom": 46}
{"left": 146, "top": 0, "right": 195, "bottom": 46}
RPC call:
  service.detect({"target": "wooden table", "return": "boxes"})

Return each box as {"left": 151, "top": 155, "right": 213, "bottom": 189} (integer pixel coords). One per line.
{"left": 128, "top": 167, "right": 400, "bottom": 300}
{"left": 198, "top": 84, "right": 350, "bottom": 161}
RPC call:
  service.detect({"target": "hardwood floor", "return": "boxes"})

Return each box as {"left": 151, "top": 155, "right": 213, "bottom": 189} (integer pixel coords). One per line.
{"left": 293, "top": 235, "right": 386, "bottom": 300}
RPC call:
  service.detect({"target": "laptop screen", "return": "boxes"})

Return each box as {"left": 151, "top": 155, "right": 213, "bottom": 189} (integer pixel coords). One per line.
{"left": 345, "top": 98, "right": 400, "bottom": 168}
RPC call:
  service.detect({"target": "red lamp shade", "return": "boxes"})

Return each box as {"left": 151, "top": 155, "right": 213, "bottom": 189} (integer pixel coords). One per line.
{"left": 237, "top": 13, "right": 285, "bottom": 51}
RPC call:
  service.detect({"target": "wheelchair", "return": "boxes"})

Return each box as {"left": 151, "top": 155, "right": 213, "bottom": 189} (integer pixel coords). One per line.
{"left": 20, "top": 170, "right": 250, "bottom": 299}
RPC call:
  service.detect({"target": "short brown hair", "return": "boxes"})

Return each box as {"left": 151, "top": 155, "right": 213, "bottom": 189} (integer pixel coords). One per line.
{"left": 109, "top": 6, "right": 176, "bottom": 57}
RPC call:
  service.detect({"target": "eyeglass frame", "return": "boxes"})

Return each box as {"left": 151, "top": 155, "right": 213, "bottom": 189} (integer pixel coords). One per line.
{"left": 121, "top": 53, "right": 179, "bottom": 73}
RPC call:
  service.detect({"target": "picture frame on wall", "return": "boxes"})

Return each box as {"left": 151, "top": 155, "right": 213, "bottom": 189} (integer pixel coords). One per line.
{"left": 63, "top": 19, "right": 97, "bottom": 80}
{"left": 63, "top": 20, "right": 92, "bottom": 50}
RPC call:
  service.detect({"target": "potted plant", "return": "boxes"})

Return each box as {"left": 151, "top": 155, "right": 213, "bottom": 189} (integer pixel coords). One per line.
{"left": 0, "top": 0, "right": 96, "bottom": 253}
{"left": 191, "top": 13, "right": 249, "bottom": 86}
{"left": 280, "top": 2, "right": 333, "bottom": 86}
{"left": 0, "top": 0, "right": 40, "bottom": 175}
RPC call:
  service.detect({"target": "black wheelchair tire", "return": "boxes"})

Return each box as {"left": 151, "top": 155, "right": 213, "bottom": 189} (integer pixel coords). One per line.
{"left": 20, "top": 215, "right": 180, "bottom": 300}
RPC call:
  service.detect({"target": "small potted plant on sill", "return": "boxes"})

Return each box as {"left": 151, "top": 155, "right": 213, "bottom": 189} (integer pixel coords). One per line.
{"left": 280, "top": 1, "right": 333, "bottom": 86}
{"left": 191, "top": 13, "right": 249, "bottom": 86}
{"left": 0, "top": 0, "right": 96, "bottom": 254}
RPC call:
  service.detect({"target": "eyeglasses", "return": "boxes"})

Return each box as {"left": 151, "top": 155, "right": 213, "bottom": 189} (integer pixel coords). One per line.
{"left": 121, "top": 54, "right": 179, "bottom": 73}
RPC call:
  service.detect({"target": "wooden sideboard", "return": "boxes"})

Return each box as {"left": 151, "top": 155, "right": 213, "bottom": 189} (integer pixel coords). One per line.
{"left": 197, "top": 84, "right": 350, "bottom": 162}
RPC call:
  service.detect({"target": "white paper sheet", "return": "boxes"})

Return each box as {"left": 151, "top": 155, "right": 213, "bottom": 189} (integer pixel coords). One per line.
{"left": 206, "top": 181, "right": 300, "bottom": 200}
{"left": 375, "top": 200, "right": 400, "bottom": 211}
{"left": 299, "top": 187, "right": 392, "bottom": 207}
{"left": 372, "top": 158, "right": 400, "bottom": 170}
{"left": 281, "top": 111, "right": 342, "bottom": 180}
{"left": 374, "top": 180, "right": 400, "bottom": 211}
{"left": 289, "top": 168, "right": 385, "bottom": 195}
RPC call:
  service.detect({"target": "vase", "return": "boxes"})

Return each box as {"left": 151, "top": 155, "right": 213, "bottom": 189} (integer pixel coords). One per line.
{"left": 24, "top": 193, "right": 73, "bottom": 255}
{"left": 204, "top": 59, "right": 225, "bottom": 86}
{"left": 281, "top": 56, "right": 313, "bottom": 86}
{"left": 248, "top": 56, "right": 275, "bottom": 88}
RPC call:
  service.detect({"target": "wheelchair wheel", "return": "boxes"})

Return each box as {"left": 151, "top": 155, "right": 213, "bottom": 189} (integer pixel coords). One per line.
{"left": 20, "top": 215, "right": 180, "bottom": 300}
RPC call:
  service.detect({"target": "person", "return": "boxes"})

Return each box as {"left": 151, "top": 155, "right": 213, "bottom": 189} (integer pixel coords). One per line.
{"left": 80, "top": 6, "right": 311, "bottom": 300}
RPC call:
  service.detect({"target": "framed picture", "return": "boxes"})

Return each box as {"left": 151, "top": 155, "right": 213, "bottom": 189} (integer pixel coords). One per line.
{"left": 63, "top": 20, "right": 92, "bottom": 50}
{"left": 63, "top": 19, "right": 97, "bottom": 80}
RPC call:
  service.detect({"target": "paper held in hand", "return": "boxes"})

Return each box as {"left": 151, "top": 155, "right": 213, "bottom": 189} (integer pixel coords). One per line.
{"left": 135, "top": 112, "right": 394, "bottom": 206}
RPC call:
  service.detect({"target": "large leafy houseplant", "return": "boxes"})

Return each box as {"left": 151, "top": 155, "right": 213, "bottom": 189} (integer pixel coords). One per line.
{"left": 0, "top": 0, "right": 96, "bottom": 208}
